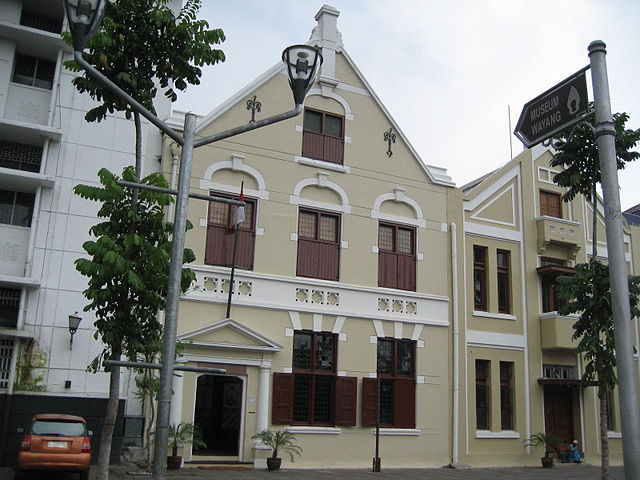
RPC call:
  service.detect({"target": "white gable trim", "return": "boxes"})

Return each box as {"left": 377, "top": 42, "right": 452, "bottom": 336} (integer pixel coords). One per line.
{"left": 370, "top": 188, "right": 426, "bottom": 228}
{"left": 306, "top": 89, "right": 354, "bottom": 120}
{"left": 465, "top": 164, "right": 520, "bottom": 211}
{"left": 177, "top": 318, "right": 283, "bottom": 352}
{"left": 290, "top": 173, "right": 351, "bottom": 214}
{"left": 469, "top": 184, "right": 517, "bottom": 227}
{"left": 199, "top": 155, "right": 269, "bottom": 200}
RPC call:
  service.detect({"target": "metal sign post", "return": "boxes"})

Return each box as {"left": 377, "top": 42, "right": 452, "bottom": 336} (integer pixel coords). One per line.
{"left": 588, "top": 40, "right": 640, "bottom": 480}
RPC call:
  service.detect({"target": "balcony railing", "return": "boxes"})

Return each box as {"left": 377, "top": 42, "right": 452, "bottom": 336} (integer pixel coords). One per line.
{"left": 536, "top": 216, "right": 583, "bottom": 259}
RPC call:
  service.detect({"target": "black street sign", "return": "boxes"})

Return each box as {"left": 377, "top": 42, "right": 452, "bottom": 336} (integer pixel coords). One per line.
{"left": 514, "top": 67, "right": 592, "bottom": 148}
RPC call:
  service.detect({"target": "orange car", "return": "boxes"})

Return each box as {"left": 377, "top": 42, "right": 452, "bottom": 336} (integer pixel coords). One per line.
{"left": 16, "top": 413, "right": 91, "bottom": 480}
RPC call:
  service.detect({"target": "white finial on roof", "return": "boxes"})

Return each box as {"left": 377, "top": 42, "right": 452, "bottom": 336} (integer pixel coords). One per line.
{"left": 309, "top": 4, "right": 342, "bottom": 82}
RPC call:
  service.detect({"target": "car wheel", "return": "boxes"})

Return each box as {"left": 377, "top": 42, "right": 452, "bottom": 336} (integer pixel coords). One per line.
{"left": 79, "top": 469, "right": 90, "bottom": 480}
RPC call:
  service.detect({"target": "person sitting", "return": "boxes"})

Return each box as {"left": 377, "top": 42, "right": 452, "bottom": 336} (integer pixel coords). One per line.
{"left": 569, "top": 440, "right": 582, "bottom": 464}
{"left": 558, "top": 441, "right": 569, "bottom": 463}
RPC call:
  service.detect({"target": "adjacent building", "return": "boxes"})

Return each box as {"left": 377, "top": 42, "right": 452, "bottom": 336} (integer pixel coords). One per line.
{"left": 0, "top": 0, "right": 173, "bottom": 464}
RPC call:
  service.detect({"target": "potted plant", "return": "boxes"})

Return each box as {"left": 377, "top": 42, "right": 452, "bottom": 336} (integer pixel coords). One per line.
{"left": 523, "top": 432, "right": 561, "bottom": 468}
{"left": 166, "top": 423, "right": 206, "bottom": 470}
{"left": 252, "top": 429, "right": 302, "bottom": 471}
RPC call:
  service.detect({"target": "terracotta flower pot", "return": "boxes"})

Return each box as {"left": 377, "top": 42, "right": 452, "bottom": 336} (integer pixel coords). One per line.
{"left": 267, "top": 457, "right": 282, "bottom": 471}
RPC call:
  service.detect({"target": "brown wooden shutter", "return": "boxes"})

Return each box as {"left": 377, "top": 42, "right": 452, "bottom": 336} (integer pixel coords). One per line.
{"left": 378, "top": 251, "right": 397, "bottom": 288}
{"left": 317, "top": 243, "right": 340, "bottom": 281}
{"left": 362, "top": 378, "right": 379, "bottom": 427}
{"left": 205, "top": 225, "right": 233, "bottom": 266}
{"left": 397, "top": 255, "right": 416, "bottom": 291}
{"left": 236, "top": 230, "right": 255, "bottom": 269}
{"left": 394, "top": 378, "right": 416, "bottom": 428}
{"left": 334, "top": 376, "right": 357, "bottom": 426}
{"left": 272, "top": 373, "right": 294, "bottom": 425}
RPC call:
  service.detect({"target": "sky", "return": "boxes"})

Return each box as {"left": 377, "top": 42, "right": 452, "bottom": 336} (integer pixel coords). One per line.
{"left": 174, "top": 0, "right": 640, "bottom": 210}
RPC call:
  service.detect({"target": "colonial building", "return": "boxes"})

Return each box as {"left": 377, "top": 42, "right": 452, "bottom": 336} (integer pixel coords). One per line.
{"left": 457, "top": 145, "right": 638, "bottom": 466}
{"left": 0, "top": 0, "right": 173, "bottom": 464}
{"left": 164, "top": 5, "right": 459, "bottom": 469}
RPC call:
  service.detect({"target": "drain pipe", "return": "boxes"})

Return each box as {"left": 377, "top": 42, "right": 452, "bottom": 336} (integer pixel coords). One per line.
{"left": 450, "top": 223, "right": 460, "bottom": 465}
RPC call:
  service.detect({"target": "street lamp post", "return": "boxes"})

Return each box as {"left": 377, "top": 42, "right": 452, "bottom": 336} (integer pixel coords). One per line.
{"left": 63, "top": 2, "right": 322, "bottom": 479}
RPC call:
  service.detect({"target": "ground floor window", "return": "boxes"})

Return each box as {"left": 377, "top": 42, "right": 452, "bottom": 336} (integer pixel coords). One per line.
{"left": 0, "top": 339, "right": 14, "bottom": 389}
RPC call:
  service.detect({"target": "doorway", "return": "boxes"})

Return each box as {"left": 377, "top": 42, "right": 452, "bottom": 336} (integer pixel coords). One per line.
{"left": 193, "top": 375, "right": 243, "bottom": 457}
{"left": 543, "top": 385, "right": 574, "bottom": 443}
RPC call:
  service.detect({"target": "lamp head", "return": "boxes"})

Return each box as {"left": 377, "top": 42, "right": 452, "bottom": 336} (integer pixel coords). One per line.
{"left": 64, "top": 0, "right": 106, "bottom": 51}
{"left": 68, "top": 312, "right": 82, "bottom": 335}
{"left": 282, "top": 45, "right": 323, "bottom": 105}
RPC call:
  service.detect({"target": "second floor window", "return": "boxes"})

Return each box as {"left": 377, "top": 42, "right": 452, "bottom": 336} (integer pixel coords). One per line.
{"left": 538, "top": 258, "right": 572, "bottom": 313}
{"left": 378, "top": 223, "right": 416, "bottom": 291}
{"left": 302, "top": 108, "right": 345, "bottom": 164}
{"left": 12, "top": 54, "right": 56, "bottom": 90}
{"left": 473, "top": 246, "right": 488, "bottom": 311}
{"left": 0, "top": 189, "right": 35, "bottom": 227}
{"left": 540, "top": 190, "right": 562, "bottom": 218}
{"left": 297, "top": 209, "right": 340, "bottom": 281}
{"left": 205, "top": 193, "right": 255, "bottom": 270}
{"left": 497, "top": 250, "right": 511, "bottom": 314}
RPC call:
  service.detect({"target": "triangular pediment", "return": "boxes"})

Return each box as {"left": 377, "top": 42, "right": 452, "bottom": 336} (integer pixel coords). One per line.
{"left": 177, "top": 318, "right": 282, "bottom": 352}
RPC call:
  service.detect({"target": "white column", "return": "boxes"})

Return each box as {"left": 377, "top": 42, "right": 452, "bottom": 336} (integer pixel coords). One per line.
{"left": 169, "top": 372, "right": 184, "bottom": 426}
{"left": 256, "top": 365, "right": 271, "bottom": 434}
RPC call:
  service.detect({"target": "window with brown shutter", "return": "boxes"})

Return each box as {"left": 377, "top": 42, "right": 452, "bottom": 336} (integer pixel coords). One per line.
{"left": 302, "top": 108, "right": 345, "bottom": 165}
{"left": 378, "top": 222, "right": 416, "bottom": 291}
{"left": 362, "top": 339, "right": 416, "bottom": 428}
{"left": 272, "top": 332, "right": 356, "bottom": 426}
{"left": 540, "top": 190, "right": 562, "bottom": 218}
{"left": 297, "top": 209, "right": 340, "bottom": 281}
{"left": 537, "top": 258, "right": 573, "bottom": 313}
{"left": 205, "top": 192, "right": 256, "bottom": 270}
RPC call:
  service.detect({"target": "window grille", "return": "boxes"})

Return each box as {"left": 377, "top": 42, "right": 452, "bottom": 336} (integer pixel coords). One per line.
{"left": 543, "top": 364, "right": 577, "bottom": 380}
{"left": 0, "top": 339, "right": 14, "bottom": 389}
{"left": 20, "top": 10, "right": 63, "bottom": 33}
{"left": 0, "top": 140, "right": 42, "bottom": 172}
{"left": 0, "top": 288, "right": 21, "bottom": 328}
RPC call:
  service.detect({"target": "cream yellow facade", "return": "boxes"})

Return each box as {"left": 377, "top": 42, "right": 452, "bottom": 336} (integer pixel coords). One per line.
{"left": 162, "top": 5, "right": 458, "bottom": 470}
{"left": 458, "top": 145, "right": 640, "bottom": 467}
{"left": 157, "top": 4, "right": 640, "bottom": 471}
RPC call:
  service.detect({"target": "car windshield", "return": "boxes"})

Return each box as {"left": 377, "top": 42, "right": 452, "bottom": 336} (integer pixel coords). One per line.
{"left": 31, "top": 420, "right": 85, "bottom": 437}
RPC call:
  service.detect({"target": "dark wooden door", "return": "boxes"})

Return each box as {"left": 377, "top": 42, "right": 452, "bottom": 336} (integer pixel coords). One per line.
{"left": 544, "top": 386, "right": 574, "bottom": 443}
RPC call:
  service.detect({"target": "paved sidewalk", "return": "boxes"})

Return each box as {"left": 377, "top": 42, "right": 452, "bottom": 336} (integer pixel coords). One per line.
{"left": 0, "top": 464, "right": 626, "bottom": 480}
{"left": 109, "top": 464, "right": 624, "bottom": 480}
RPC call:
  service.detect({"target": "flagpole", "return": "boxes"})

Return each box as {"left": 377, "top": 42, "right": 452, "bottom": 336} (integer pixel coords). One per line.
{"left": 226, "top": 182, "right": 244, "bottom": 318}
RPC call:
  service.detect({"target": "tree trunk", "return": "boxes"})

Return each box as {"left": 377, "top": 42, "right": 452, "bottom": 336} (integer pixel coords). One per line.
{"left": 96, "top": 348, "right": 122, "bottom": 480}
{"left": 599, "top": 388, "right": 610, "bottom": 479}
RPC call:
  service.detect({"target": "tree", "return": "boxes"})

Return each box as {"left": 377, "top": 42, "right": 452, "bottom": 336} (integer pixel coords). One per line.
{"left": 550, "top": 108, "right": 640, "bottom": 252}
{"left": 63, "top": 0, "right": 225, "bottom": 180}
{"left": 551, "top": 108, "right": 640, "bottom": 479}
{"left": 556, "top": 263, "right": 640, "bottom": 478}
{"left": 74, "top": 167, "right": 195, "bottom": 480}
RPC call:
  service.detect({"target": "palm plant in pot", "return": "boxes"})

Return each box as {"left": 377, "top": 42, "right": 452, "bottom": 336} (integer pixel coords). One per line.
{"left": 252, "top": 429, "right": 302, "bottom": 471}
{"left": 166, "top": 422, "right": 206, "bottom": 470}
{"left": 523, "top": 432, "right": 561, "bottom": 468}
